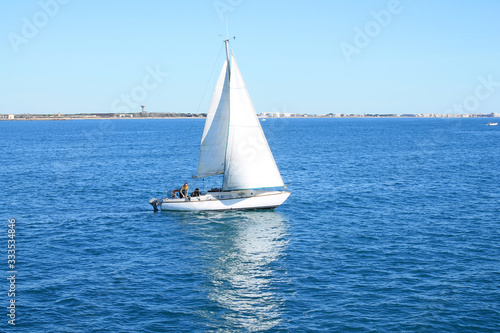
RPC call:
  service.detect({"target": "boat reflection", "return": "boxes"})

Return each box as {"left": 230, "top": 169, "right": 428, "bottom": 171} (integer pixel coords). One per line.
{"left": 198, "top": 211, "right": 289, "bottom": 331}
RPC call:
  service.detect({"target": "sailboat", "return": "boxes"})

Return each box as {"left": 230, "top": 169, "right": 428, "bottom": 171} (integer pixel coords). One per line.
{"left": 149, "top": 40, "right": 290, "bottom": 211}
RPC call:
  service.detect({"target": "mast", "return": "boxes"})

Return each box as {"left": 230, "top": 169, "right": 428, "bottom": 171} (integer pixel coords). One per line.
{"left": 222, "top": 38, "right": 231, "bottom": 190}
{"left": 224, "top": 39, "right": 231, "bottom": 78}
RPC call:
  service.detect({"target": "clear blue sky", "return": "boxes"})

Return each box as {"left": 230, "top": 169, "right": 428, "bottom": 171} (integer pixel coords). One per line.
{"left": 1, "top": 0, "right": 499, "bottom": 115}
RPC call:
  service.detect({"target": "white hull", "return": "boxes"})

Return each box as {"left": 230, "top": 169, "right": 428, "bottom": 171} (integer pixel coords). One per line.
{"left": 149, "top": 41, "right": 291, "bottom": 212}
{"left": 160, "top": 190, "right": 290, "bottom": 211}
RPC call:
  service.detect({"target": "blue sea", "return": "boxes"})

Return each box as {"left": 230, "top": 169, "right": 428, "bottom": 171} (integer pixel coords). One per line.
{"left": 1, "top": 118, "right": 499, "bottom": 332}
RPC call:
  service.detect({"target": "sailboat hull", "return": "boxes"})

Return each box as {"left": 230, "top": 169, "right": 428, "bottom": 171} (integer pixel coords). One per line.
{"left": 149, "top": 43, "right": 291, "bottom": 212}
{"left": 160, "top": 190, "right": 290, "bottom": 211}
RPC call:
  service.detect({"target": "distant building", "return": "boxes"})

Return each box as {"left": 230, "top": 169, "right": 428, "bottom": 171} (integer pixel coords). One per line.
{"left": 8, "top": 114, "right": 14, "bottom": 120}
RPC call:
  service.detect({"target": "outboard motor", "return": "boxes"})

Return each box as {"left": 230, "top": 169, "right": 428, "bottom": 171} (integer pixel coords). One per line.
{"left": 149, "top": 197, "right": 160, "bottom": 212}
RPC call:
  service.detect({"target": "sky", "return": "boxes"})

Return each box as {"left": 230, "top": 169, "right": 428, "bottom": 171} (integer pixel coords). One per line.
{"left": 1, "top": 0, "right": 500, "bottom": 115}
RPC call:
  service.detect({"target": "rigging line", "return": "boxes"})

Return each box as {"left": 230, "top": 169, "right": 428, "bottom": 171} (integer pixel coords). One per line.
{"left": 195, "top": 43, "right": 225, "bottom": 115}
{"left": 177, "top": 44, "right": 224, "bottom": 190}
{"left": 183, "top": 42, "right": 225, "bottom": 189}
{"left": 165, "top": 43, "right": 225, "bottom": 193}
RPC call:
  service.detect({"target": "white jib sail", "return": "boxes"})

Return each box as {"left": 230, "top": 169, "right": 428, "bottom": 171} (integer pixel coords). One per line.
{"left": 197, "top": 60, "right": 230, "bottom": 178}
{"left": 223, "top": 54, "right": 285, "bottom": 191}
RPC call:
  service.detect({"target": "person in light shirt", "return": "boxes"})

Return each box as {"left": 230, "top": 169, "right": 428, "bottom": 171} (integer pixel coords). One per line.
{"left": 179, "top": 182, "right": 189, "bottom": 198}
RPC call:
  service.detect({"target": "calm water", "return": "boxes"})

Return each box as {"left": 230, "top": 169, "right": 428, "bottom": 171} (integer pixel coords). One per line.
{"left": 1, "top": 118, "right": 499, "bottom": 332}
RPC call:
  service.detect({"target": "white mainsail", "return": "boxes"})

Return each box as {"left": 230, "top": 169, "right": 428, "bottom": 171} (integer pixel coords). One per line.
{"left": 197, "top": 61, "right": 230, "bottom": 178}
{"left": 197, "top": 44, "right": 285, "bottom": 191}
{"left": 153, "top": 40, "right": 290, "bottom": 212}
{"left": 223, "top": 54, "right": 284, "bottom": 190}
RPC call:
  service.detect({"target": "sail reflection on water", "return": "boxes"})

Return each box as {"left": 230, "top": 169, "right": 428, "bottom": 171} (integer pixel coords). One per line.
{"left": 200, "top": 211, "right": 289, "bottom": 331}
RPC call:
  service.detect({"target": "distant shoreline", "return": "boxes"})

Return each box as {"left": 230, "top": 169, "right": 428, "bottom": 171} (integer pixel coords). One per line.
{"left": 1, "top": 116, "right": 499, "bottom": 121}
{"left": 1, "top": 112, "right": 498, "bottom": 121}
{"left": 0, "top": 117, "right": 202, "bottom": 121}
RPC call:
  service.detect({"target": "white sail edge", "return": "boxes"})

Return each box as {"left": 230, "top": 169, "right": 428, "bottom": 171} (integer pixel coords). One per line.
{"left": 222, "top": 53, "right": 285, "bottom": 191}
{"left": 196, "top": 60, "right": 230, "bottom": 178}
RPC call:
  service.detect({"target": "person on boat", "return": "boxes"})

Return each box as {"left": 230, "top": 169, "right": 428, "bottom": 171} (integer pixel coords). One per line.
{"left": 179, "top": 183, "right": 189, "bottom": 198}
{"left": 191, "top": 188, "right": 201, "bottom": 197}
